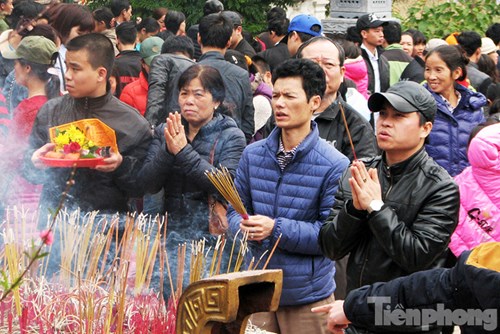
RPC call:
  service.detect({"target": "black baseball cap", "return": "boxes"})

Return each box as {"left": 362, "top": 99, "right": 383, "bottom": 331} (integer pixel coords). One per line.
{"left": 368, "top": 81, "right": 437, "bottom": 122}
{"left": 356, "top": 13, "right": 388, "bottom": 32}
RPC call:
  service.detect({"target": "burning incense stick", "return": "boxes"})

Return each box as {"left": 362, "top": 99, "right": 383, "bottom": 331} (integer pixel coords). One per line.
{"left": 205, "top": 166, "right": 249, "bottom": 219}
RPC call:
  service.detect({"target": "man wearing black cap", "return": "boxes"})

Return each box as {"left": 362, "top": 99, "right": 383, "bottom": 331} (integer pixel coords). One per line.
{"left": 223, "top": 10, "right": 256, "bottom": 58}
{"left": 318, "top": 81, "right": 460, "bottom": 333}
{"left": 357, "top": 13, "right": 390, "bottom": 94}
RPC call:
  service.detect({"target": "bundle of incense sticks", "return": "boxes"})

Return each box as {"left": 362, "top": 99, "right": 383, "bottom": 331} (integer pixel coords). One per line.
{"left": 205, "top": 166, "right": 249, "bottom": 219}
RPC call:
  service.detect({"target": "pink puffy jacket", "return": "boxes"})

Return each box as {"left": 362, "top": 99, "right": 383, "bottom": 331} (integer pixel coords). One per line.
{"left": 449, "top": 123, "right": 500, "bottom": 256}
{"left": 344, "top": 56, "right": 369, "bottom": 100}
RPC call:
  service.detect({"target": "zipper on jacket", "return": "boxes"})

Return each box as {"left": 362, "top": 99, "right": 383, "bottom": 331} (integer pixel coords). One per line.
{"left": 273, "top": 174, "right": 283, "bottom": 218}
{"left": 383, "top": 165, "right": 394, "bottom": 200}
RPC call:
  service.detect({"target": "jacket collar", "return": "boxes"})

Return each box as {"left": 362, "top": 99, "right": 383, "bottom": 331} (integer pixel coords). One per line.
{"left": 74, "top": 90, "right": 114, "bottom": 112}
{"left": 198, "top": 51, "right": 224, "bottom": 62}
{"left": 265, "top": 121, "right": 319, "bottom": 162}
{"left": 381, "top": 146, "right": 428, "bottom": 179}
{"left": 315, "top": 96, "right": 346, "bottom": 121}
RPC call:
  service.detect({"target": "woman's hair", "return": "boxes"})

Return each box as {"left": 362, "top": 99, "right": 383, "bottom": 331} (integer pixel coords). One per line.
{"left": 44, "top": 3, "right": 95, "bottom": 44}
{"left": 477, "top": 54, "right": 500, "bottom": 83}
{"left": 426, "top": 44, "right": 468, "bottom": 81}
{"left": 18, "top": 59, "right": 60, "bottom": 99}
{"left": 165, "top": 10, "right": 185, "bottom": 35}
{"left": 25, "top": 23, "right": 58, "bottom": 44}
{"left": 178, "top": 64, "right": 226, "bottom": 107}
{"left": 406, "top": 28, "right": 427, "bottom": 45}
{"left": 152, "top": 7, "right": 168, "bottom": 21}
{"left": 136, "top": 17, "right": 160, "bottom": 34}
{"left": 93, "top": 7, "right": 114, "bottom": 29}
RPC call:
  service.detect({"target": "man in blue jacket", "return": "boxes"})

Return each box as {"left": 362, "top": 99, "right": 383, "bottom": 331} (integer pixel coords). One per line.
{"left": 227, "top": 58, "right": 349, "bottom": 334}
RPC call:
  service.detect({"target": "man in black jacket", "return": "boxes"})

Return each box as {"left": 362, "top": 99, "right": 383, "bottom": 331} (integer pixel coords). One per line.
{"left": 357, "top": 14, "right": 390, "bottom": 95}
{"left": 313, "top": 242, "right": 500, "bottom": 334}
{"left": 257, "top": 15, "right": 290, "bottom": 72}
{"left": 319, "top": 81, "right": 460, "bottom": 333}
{"left": 197, "top": 13, "right": 255, "bottom": 143}
{"left": 25, "top": 33, "right": 151, "bottom": 213}
{"left": 297, "top": 36, "right": 378, "bottom": 300}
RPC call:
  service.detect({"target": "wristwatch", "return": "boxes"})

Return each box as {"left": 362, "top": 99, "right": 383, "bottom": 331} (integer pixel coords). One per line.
{"left": 367, "top": 199, "right": 384, "bottom": 214}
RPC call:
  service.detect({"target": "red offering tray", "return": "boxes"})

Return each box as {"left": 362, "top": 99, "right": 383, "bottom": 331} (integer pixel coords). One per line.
{"left": 40, "top": 156, "right": 105, "bottom": 168}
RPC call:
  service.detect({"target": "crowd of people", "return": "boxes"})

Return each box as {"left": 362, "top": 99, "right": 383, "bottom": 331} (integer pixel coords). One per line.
{"left": 0, "top": 1, "right": 499, "bottom": 333}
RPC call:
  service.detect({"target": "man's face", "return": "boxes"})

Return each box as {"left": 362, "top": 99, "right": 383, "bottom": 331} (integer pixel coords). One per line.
{"left": 272, "top": 76, "right": 320, "bottom": 131}
{"left": 123, "top": 6, "right": 132, "bottom": 21}
{"left": 300, "top": 40, "right": 345, "bottom": 98}
{"left": 65, "top": 49, "right": 106, "bottom": 98}
{"left": 287, "top": 32, "right": 302, "bottom": 56}
{"left": 1, "top": 0, "right": 13, "bottom": 15}
{"left": 229, "top": 26, "right": 241, "bottom": 48}
{"left": 376, "top": 102, "right": 431, "bottom": 164}
{"left": 362, "top": 27, "right": 384, "bottom": 48}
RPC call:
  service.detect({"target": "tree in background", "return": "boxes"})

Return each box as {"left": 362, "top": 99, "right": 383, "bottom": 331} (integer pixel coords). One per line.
{"left": 87, "top": 0, "right": 295, "bottom": 34}
{"left": 399, "top": 0, "right": 500, "bottom": 39}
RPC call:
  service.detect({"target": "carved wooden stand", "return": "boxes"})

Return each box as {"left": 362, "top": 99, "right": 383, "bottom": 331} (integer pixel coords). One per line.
{"left": 176, "top": 270, "right": 282, "bottom": 334}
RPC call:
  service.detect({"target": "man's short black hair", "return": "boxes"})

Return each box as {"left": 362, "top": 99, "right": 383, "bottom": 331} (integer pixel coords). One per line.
{"left": 457, "top": 31, "right": 482, "bottom": 57}
{"left": 161, "top": 35, "right": 194, "bottom": 59}
{"left": 110, "top": 0, "right": 130, "bottom": 17}
{"left": 486, "top": 23, "right": 500, "bottom": 46}
{"left": 136, "top": 17, "right": 160, "bottom": 34}
{"left": 116, "top": 21, "right": 137, "bottom": 45}
{"left": 383, "top": 21, "right": 402, "bottom": 45}
{"left": 268, "top": 17, "right": 289, "bottom": 37}
{"left": 272, "top": 58, "right": 326, "bottom": 101}
{"left": 66, "top": 33, "right": 115, "bottom": 80}
{"left": 198, "top": 13, "right": 232, "bottom": 49}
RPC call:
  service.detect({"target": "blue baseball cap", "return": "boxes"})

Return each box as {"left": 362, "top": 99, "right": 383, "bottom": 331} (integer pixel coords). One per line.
{"left": 281, "top": 14, "right": 322, "bottom": 44}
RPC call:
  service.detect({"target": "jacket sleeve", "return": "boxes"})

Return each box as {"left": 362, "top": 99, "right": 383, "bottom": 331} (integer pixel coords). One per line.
{"left": 272, "top": 158, "right": 349, "bottom": 256}
{"left": 367, "top": 178, "right": 459, "bottom": 272}
{"left": 137, "top": 124, "right": 175, "bottom": 194}
{"left": 319, "top": 167, "right": 369, "bottom": 260}
{"left": 109, "top": 117, "right": 152, "bottom": 197}
{"left": 240, "top": 79, "right": 255, "bottom": 143}
{"left": 144, "top": 57, "right": 172, "bottom": 126}
{"left": 227, "top": 148, "right": 253, "bottom": 237}
{"left": 344, "top": 250, "right": 479, "bottom": 332}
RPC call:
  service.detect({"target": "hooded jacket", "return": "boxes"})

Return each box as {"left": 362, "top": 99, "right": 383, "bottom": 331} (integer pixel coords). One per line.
{"left": 344, "top": 56, "right": 369, "bottom": 99}
{"left": 228, "top": 122, "right": 349, "bottom": 306}
{"left": 450, "top": 123, "right": 500, "bottom": 256}
{"left": 320, "top": 148, "right": 460, "bottom": 293}
{"left": 425, "top": 83, "right": 486, "bottom": 177}
{"left": 23, "top": 91, "right": 152, "bottom": 213}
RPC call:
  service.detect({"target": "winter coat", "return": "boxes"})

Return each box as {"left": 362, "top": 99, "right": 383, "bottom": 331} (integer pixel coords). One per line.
{"left": 344, "top": 56, "right": 369, "bottom": 99}
{"left": 120, "top": 71, "right": 148, "bottom": 116}
{"left": 315, "top": 96, "right": 378, "bottom": 161}
{"left": 145, "top": 54, "right": 195, "bottom": 126}
{"left": 115, "top": 49, "right": 142, "bottom": 91}
{"left": 320, "top": 148, "right": 460, "bottom": 293}
{"left": 227, "top": 122, "right": 350, "bottom": 306}
{"left": 23, "top": 91, "right": 152, "bottom": 213}
{"left": 449, "top": 123, "right": 500, "bottom": 257}
{"left": 257, "top": 42, "right": 290, "bottom": 72}
{"left": 400, "top": 56, "right": 425, "bottom": 84}
{"left": 199, "top": 51, "right": 255, "bottom": 143}
{"left": 138, "top": 112, "right": 246, "bottom": 235}
{"left": 425, "top": 83, "right": 486, "bottom": 177}
{"left": 344, "top": 242, "right": 500, "bottom": 334}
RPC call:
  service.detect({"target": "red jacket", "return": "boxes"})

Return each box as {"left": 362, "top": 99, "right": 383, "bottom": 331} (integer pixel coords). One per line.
{"left": 120, "top": 71, "right": 148, "bottom": 116}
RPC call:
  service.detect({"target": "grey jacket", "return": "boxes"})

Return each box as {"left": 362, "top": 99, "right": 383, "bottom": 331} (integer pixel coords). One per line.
{"left": 145, "top": 54, "right": 195, "bottom": 126}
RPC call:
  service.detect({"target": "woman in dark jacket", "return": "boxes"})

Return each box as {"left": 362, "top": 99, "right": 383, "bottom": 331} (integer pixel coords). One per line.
{"left": 138, "top": 64, "right": 246, "bottom": 265}
{"left": 424, "top": 45, "right": 486, "bottom": 177}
